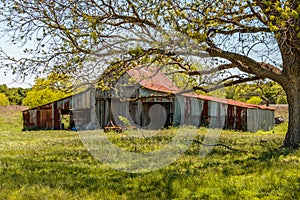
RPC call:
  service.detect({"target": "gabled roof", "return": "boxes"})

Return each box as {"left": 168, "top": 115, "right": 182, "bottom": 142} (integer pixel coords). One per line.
{"left": 127, "top": 66, "right": 181, "bottom": 94}
{"left": 128, "top": 66, "right": 274, "bottom": 110}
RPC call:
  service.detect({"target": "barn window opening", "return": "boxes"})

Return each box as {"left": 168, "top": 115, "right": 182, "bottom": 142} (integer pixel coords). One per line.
{"left": 60, "top": 109, "right": 71, "bottom": 130}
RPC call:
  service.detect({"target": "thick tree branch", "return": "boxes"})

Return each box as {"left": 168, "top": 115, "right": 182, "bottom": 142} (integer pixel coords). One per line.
{"left": 206, "top": 46, "right": 286, "bottom": 84}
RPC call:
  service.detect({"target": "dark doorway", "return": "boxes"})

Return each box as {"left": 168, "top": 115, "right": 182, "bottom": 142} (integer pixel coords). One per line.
{"left": 140, "top": 102, "right": 172, "bottom": 129}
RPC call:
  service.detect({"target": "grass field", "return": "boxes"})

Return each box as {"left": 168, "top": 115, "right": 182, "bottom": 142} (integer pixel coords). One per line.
{"left": 0, "top": 107, "right": 299, "bottom": 199}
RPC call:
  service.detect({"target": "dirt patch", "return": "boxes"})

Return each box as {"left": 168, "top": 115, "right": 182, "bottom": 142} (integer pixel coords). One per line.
{"left": 0, "top": 105, "right": 29, "bottom": 113}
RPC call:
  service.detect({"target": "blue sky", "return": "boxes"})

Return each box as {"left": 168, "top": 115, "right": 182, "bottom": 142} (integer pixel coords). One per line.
{"left": 0, "top": 36, "right": 34, "bottom": 88}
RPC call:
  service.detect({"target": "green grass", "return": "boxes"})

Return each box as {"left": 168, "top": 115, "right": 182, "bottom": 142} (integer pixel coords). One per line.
{"left": 0, "top": 110, "right": 299, "bottom": 199}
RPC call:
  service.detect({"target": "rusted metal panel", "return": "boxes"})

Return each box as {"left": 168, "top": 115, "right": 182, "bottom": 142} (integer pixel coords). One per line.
{"left": 183, "top": 97, "right": 202, "bottom": 127}
{"left": 201, "top": 100, "right": 209, "bottom": 126}
{"left": 226, "top": 105, "right": 235, "bottom": 130}
{"left": 173, "top": 96, "right": 202, "bottom": 127}
{"left": 22, "top": 111, "right": 30, "bottom": 129}
{"left": 29, "top": 110, "right": 37, "bottom": 126}
{"left": 235, "top": 106, "right": 247, "bottom": 131}
{"left": 53, "top": 102, "right": 60, "bottom": 130}
{"left": 183, "top": 93, "right": 275, "bottom": 111}
{"left": 40, "top": 109, "right": 52, "bottom": 129}
{"left": 127, "top": 66, "right": 181, "bottom": 94}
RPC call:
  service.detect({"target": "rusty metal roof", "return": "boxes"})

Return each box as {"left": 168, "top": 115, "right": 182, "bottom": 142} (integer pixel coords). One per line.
{"left": 127, "top": 66, "right": 181, "bottom": 94}
{"left": 182, "top": 93, "right": 275, "bottom": 110}
{"left": 128, "top": 66, "right": 274, "bottom": 110}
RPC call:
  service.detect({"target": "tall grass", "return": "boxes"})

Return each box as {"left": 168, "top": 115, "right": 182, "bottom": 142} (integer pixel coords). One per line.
{"left": 0, "top": 109, "right": 299, "bottom": 199}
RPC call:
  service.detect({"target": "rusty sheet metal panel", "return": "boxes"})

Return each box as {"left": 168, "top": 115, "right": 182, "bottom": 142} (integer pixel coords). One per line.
{"left": 208, "top": 101, "right": 227, "bottom": 129}
{"left": 127, "top": 66, "right": 181, "bottom": 94}
{"left": 183, "top": 93, "right": 275, "bottom": 111}
{"left": 52, "top": 102, "right": 60, "bottom": 130}
{"left": 225, "top": 105, "right": 235, "bottom": 130}
{"left": 40, "top": 109, "right": 52, "bottom": 129}
{"left": 22, "top": 111, "right": 30, "bottom": 129}
{"left": 235, "top": 106, "right": 247, "bottom": 131}
{"left": 184, "top": 97, "right": 202, "bottom": 127}
{"left": 173, "top": 96, "right": 202, "bottom": 127}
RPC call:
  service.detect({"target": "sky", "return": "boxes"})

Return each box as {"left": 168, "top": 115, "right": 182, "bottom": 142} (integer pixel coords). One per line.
{"left": 0, "top": 36, "right": 34, "bottom": 88}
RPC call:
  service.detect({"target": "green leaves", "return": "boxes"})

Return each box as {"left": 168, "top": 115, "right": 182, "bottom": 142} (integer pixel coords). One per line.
{"left": 22, "top": 73, "right": 72, "bottom": 108}
{"left": 0, "top": 93, "right": 10, "bottom": 106}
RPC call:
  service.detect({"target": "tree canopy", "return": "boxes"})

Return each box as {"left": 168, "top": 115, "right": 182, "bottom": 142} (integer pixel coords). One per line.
{"left": 0, "top": 93, "right": 10, "bottom": 106}
{"left": 0, "top": 0, "right": 299, "bottom": 147}
{"left": 22, "top": 74, "right": 71, "bottom": 108}
{"left": 0, "top": 84, "right": 28, "bottom": 105}
{"left": 223, "top": 81, "right": 287, "bottom": 105}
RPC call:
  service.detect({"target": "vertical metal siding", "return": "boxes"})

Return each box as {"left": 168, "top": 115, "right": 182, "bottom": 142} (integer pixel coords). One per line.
{"left": 173, "top": 96, "right": 185, "bottom": 126}
{"left": 209, "top": 101, "right": 227, "bottom": 129}
{"left": 247, "top": 109, "right": 275, "bottom": 132}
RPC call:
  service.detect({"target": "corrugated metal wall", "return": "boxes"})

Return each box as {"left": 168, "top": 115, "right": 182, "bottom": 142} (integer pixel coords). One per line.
{"left": 247, "top": 109, "right": 275, "bottom": 132}
{"left": 22, "top": 87, "right": 275, "bottom": 132}
{"left": 209, "top": 101, "right": 227, "bottom": 129}
{"left": 174, "top": 96, "right": 203, "bottom": 127}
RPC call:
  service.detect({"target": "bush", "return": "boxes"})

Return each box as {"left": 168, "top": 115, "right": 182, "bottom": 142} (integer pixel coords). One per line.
{"left": 0, "top": 93, "right": 10, "bottom": 106}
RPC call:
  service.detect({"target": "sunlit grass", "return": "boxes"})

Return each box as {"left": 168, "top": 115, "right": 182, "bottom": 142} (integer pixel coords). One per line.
{"left": 0, "top": 109, "right": 299, "bottom": 199}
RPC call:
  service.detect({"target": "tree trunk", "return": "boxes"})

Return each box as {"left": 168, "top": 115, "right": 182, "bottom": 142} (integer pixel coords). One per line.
{"left": 282, "top": 52, "right": 300, "bottom": 148}
{"left": 284, "top": 92, "right": 300, "bottom": 148}
{"left": 284, "top": 84, "right": 300, "bottom": 148}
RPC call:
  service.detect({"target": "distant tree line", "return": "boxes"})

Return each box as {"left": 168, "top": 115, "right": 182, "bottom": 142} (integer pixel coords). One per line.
{"left": 0, "top": 84, "right": 28, "bottom": 106}
{"left": 223, "top": 81, "right": 287, "bottom": 105}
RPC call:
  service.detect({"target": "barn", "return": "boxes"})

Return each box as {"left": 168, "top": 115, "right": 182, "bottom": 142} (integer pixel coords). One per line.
{"left": 22, "top": 66, "right": 275, "bottom": 132}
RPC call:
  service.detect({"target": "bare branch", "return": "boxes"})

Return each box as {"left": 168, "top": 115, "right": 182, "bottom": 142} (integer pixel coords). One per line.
{"left": 167, "top": 63, "right": 236, "bottom": 76}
